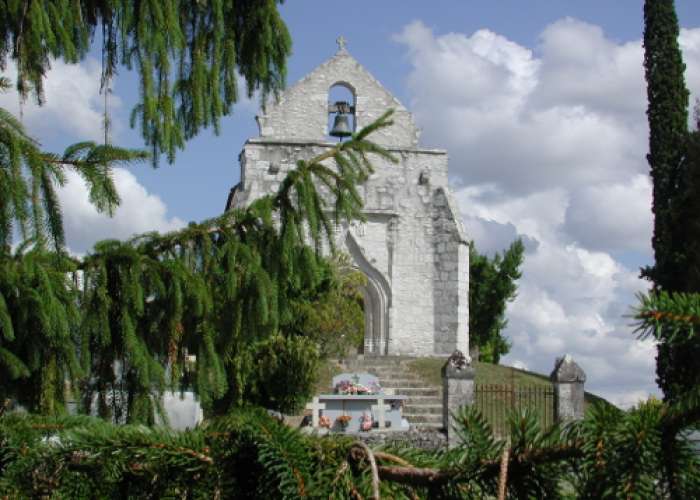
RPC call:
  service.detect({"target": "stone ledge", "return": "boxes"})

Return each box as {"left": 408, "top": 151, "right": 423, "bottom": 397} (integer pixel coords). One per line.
{"left": 245, "top": 137, "right": 447, "bottom": 155}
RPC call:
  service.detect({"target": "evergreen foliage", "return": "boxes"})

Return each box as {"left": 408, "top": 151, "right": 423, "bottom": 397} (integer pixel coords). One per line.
{"left": 656, "top": 109, "right": 700, "bottom": 405}
{"left": 643, "top": 0, "right": 690, "bottom": 290}
{"left": 0, "top": 0, "right": 291, "bottom": 164}
{"left": 0, "top": 81, "right": 148, "bottom": 415}
{"left": 291, "top": 253, "right": 366, "bottom": 358}
{"left": 0, "top": 99, "right": 148, "bottom": 252}
{"left": 676, "top": 109, "right": 700, "bottom": 290}
{"left": 2, "top": 394, "right": 698, "bottom": 498}
{"left": 0, "top": 108, "right": 397, "bottom": 422}
{"left": 0, "top": 247, "right": 80, "bottom": 416}
{"left": 642, "top": 0, "right": 700, "bottom": 402}
{"left": 642, "top": 0, "right": 700, "bottom": 399}
{"left": 468, "top": 239, "right": 524, "bottom": 364}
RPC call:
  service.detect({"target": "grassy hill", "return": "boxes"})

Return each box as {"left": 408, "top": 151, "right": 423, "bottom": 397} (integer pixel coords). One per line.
{"left": 409, "top": 358, "right": 610, "bottom": 408}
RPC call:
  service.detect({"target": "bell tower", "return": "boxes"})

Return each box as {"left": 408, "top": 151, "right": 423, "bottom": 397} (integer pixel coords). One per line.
{"left": 228, "top": 39, "right": 469, "bottom": 357}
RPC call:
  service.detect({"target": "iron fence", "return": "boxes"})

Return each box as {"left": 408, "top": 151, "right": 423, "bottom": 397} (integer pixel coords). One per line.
{"left": 474, "top": 383, "right": 555, "bottom": 437}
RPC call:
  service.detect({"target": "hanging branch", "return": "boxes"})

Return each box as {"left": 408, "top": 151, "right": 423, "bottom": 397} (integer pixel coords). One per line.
{"left": 1, "top": 1, "right": 292, "bottom": 165}
{"left": 71, "top": 111, "right": 395, "bottom": 422}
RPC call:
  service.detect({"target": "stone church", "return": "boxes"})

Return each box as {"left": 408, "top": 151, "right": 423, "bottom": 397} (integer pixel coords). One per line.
{"left": 227, "top": 39, "right": 469, "bottom": 357}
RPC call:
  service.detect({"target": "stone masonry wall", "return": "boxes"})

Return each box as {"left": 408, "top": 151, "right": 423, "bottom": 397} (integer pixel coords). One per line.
{"left": 256, "top": 47, "right": 419, "bottom": 148}
{"left": 231, "top": 47, "right": 469, "bottom": 357}
{"left": 432, "top": 189, "right": 469, "bottom": 355}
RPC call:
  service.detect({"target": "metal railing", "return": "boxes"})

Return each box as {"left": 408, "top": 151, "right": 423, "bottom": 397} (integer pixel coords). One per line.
{"left": 474, "top": 383, "right": 555, "bottom": 437}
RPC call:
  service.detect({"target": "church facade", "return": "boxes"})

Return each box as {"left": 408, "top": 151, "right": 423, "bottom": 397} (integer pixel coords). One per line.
{"left": 227, "top": 41, "right": 469, "bottom": 357}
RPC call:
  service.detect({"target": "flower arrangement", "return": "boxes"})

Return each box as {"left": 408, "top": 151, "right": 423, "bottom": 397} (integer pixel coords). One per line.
{"left": 318, "top": 415, "right": 331, "bottom": 429}
{"left": 335, "top": 415, "right": 352, "bottom": 429}
{"left": 334, "top": 379, "right": 382, "bottom": 395}
{"left": 360, "top": 412, "right": 373, "bottom": 432}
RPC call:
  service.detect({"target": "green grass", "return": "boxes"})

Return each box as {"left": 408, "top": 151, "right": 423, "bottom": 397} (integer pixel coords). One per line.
{"left": 409, "top": 358, "right": 552, "bottom": 388}
{"left": 407, "top": 357, "right": 609, "bottom": 408}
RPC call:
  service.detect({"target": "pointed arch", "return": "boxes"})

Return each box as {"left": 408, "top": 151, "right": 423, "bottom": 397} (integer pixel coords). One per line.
{"left": 345, "top": 231, "right": 391, "bottom": 356}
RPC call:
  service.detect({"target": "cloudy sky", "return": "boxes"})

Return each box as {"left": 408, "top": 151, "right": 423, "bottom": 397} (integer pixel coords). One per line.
{"left": 3, "top": 1, "right": 700, "bottom": 408}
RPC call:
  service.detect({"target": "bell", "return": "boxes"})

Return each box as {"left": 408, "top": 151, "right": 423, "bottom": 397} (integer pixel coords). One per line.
{"left": 330, "top": 113, "right": 353, "bottom": 138}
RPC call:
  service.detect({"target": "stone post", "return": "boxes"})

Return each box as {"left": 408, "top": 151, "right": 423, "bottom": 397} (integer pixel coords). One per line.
{"left": 550, "top": 354, "right": 586, "bottom": 423}
{"left": 442, "top": 350, "right": 475, "bottom": 448}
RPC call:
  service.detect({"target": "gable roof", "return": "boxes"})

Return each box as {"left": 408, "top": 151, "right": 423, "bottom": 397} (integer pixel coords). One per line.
{"left": 256, "top": 46, "right": 420, "bottom": 147}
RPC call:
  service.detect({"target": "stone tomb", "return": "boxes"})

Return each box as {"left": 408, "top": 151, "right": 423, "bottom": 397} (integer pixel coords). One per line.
{"left": 306, "top": 373, "right": 408, "bottom": 433}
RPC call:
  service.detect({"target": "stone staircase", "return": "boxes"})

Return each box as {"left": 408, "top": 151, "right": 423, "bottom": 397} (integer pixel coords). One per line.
{"left": 339, "top": 356, "right": 444, "bottom": 430}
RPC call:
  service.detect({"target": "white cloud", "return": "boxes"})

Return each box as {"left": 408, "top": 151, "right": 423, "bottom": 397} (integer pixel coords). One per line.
{"left": 59, "top": 168, "right": 184, "bottom": 253}
{"left": 531, "top": 18, "right": 646, "bottom": 119}
{"left": 0, "top": 58, "right": 119, "bottom": 143}
{"left": 396, "top": 19, "right": 700, "bottom": 405}
{"left": 0, "top": 59, "right": 183, "bottom": 253}
{"left": 566, "top": 175, "right": 653, "bottom": 252}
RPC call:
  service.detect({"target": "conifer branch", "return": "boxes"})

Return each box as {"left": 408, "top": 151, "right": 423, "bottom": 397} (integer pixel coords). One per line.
{"left": 634, "top": 291, "right": 700, "bottom": 342}
{"left": 1, "top": 1, "right": 293, "bottom": 164}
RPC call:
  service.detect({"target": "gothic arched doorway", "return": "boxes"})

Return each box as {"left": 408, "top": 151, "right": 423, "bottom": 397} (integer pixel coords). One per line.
{"left": 345, "top": 232, "right": 391, "bottom": 356}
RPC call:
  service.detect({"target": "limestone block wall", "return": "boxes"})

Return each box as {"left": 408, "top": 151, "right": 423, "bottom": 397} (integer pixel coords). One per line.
{"left": 256, "top": 49, "right": 420, "bottom": 148}
{"left": 230, "top": 46, "right": 469, "bottom": 357}
{"left": 233, "top": 139, "right": 467, "bottom": 356}
{"left": 432, "top": 189, "right": 469, "bottom": 355}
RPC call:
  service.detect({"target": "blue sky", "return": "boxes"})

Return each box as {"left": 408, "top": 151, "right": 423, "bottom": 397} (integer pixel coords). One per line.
{"left": 24, "top": 1, "right": 700, "bottom": 226}
{"left": 3, "top": 1, "right": 700, "bottom": 406}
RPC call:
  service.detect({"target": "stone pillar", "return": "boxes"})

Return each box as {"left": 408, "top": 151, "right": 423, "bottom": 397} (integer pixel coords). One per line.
{"left": 442, "top": 350, "right": 475, "bottom": 448}
{"left": 550, "top": 354, "right": 586, "bottom": 423}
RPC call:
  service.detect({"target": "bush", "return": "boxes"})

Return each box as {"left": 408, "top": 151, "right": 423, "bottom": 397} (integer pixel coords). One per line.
{"left": 247, "top": 334, "right": 321, "bottom": 414}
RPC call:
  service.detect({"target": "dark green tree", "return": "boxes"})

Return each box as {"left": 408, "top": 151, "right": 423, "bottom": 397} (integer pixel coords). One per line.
{"left": 643, "top": 0, "right": 689, "bottom": 292}
{"left": 1, "top": 0, "right": 388, "bottom": 420}
{"left": 0, "top": 74, "right": 148, "bottom": 414}
{"left": 0, "top": 0, "right": 291, "bottom": 164}
{"left": 468, "top": 239, "right": 524, "bottom": 364}
{"left": 0, "top": 101, "right": 395, "bottom": 421}
{"left": 289, "top": 253, "right": 366, "bottom": 359}
{"left": 677, "top": 109, "right": 700, "bottom": 290}
{"left": 642, "top": 0, "right": 700, "bottom": 402}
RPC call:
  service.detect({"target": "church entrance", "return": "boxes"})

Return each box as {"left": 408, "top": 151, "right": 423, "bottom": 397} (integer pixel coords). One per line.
{"left": 360, "top": 274, "right": 389, "bottom": 355}
{"left": 345, "top": 233, "right": 390, "bottom": 356}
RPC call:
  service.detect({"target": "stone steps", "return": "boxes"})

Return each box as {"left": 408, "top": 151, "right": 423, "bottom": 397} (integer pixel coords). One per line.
{"left": 379, "top": 376, "right": 425, "bottom": 384}
{"left": 381, "top": 379, "right": 426, "bottom": 388}
{"left": 336, "top": 357, "right": 444, "bottom": 430}
{"left": 342, "top": 356, "right": 419, "bottom": 365}
{"left": 406, "top": 398, "right": 442, "bottom": 410}
{"left": 403, "top": 404, "right": 442, "bottom": 415}
{"left": 393, "top": 387, "right": 440, "bottom": 397}
{"left": 374, "top": 371, "right": 422, "bottom": 379}
{"left": 402, "top": 414, "right": 443, "bottom": 424}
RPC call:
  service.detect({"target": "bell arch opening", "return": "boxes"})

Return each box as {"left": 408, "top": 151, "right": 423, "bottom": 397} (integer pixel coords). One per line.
{"left": 327, "top": 82, "right": 356, "bottom": 141}
{"left": 344, "top": 232, "right": 390, "bottom": 356}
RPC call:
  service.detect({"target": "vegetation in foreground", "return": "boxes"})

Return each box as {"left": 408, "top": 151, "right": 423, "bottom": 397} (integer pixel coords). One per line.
{"left": 0, "top": 0, "right": 699, "bottom": 497}
{"left": 1, "top": 389, "right": 698, "bottom": 499}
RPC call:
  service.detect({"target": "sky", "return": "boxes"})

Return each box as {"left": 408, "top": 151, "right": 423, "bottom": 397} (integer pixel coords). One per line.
{"left": 3, "top": 1, "right": 700, "bottom": 408}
